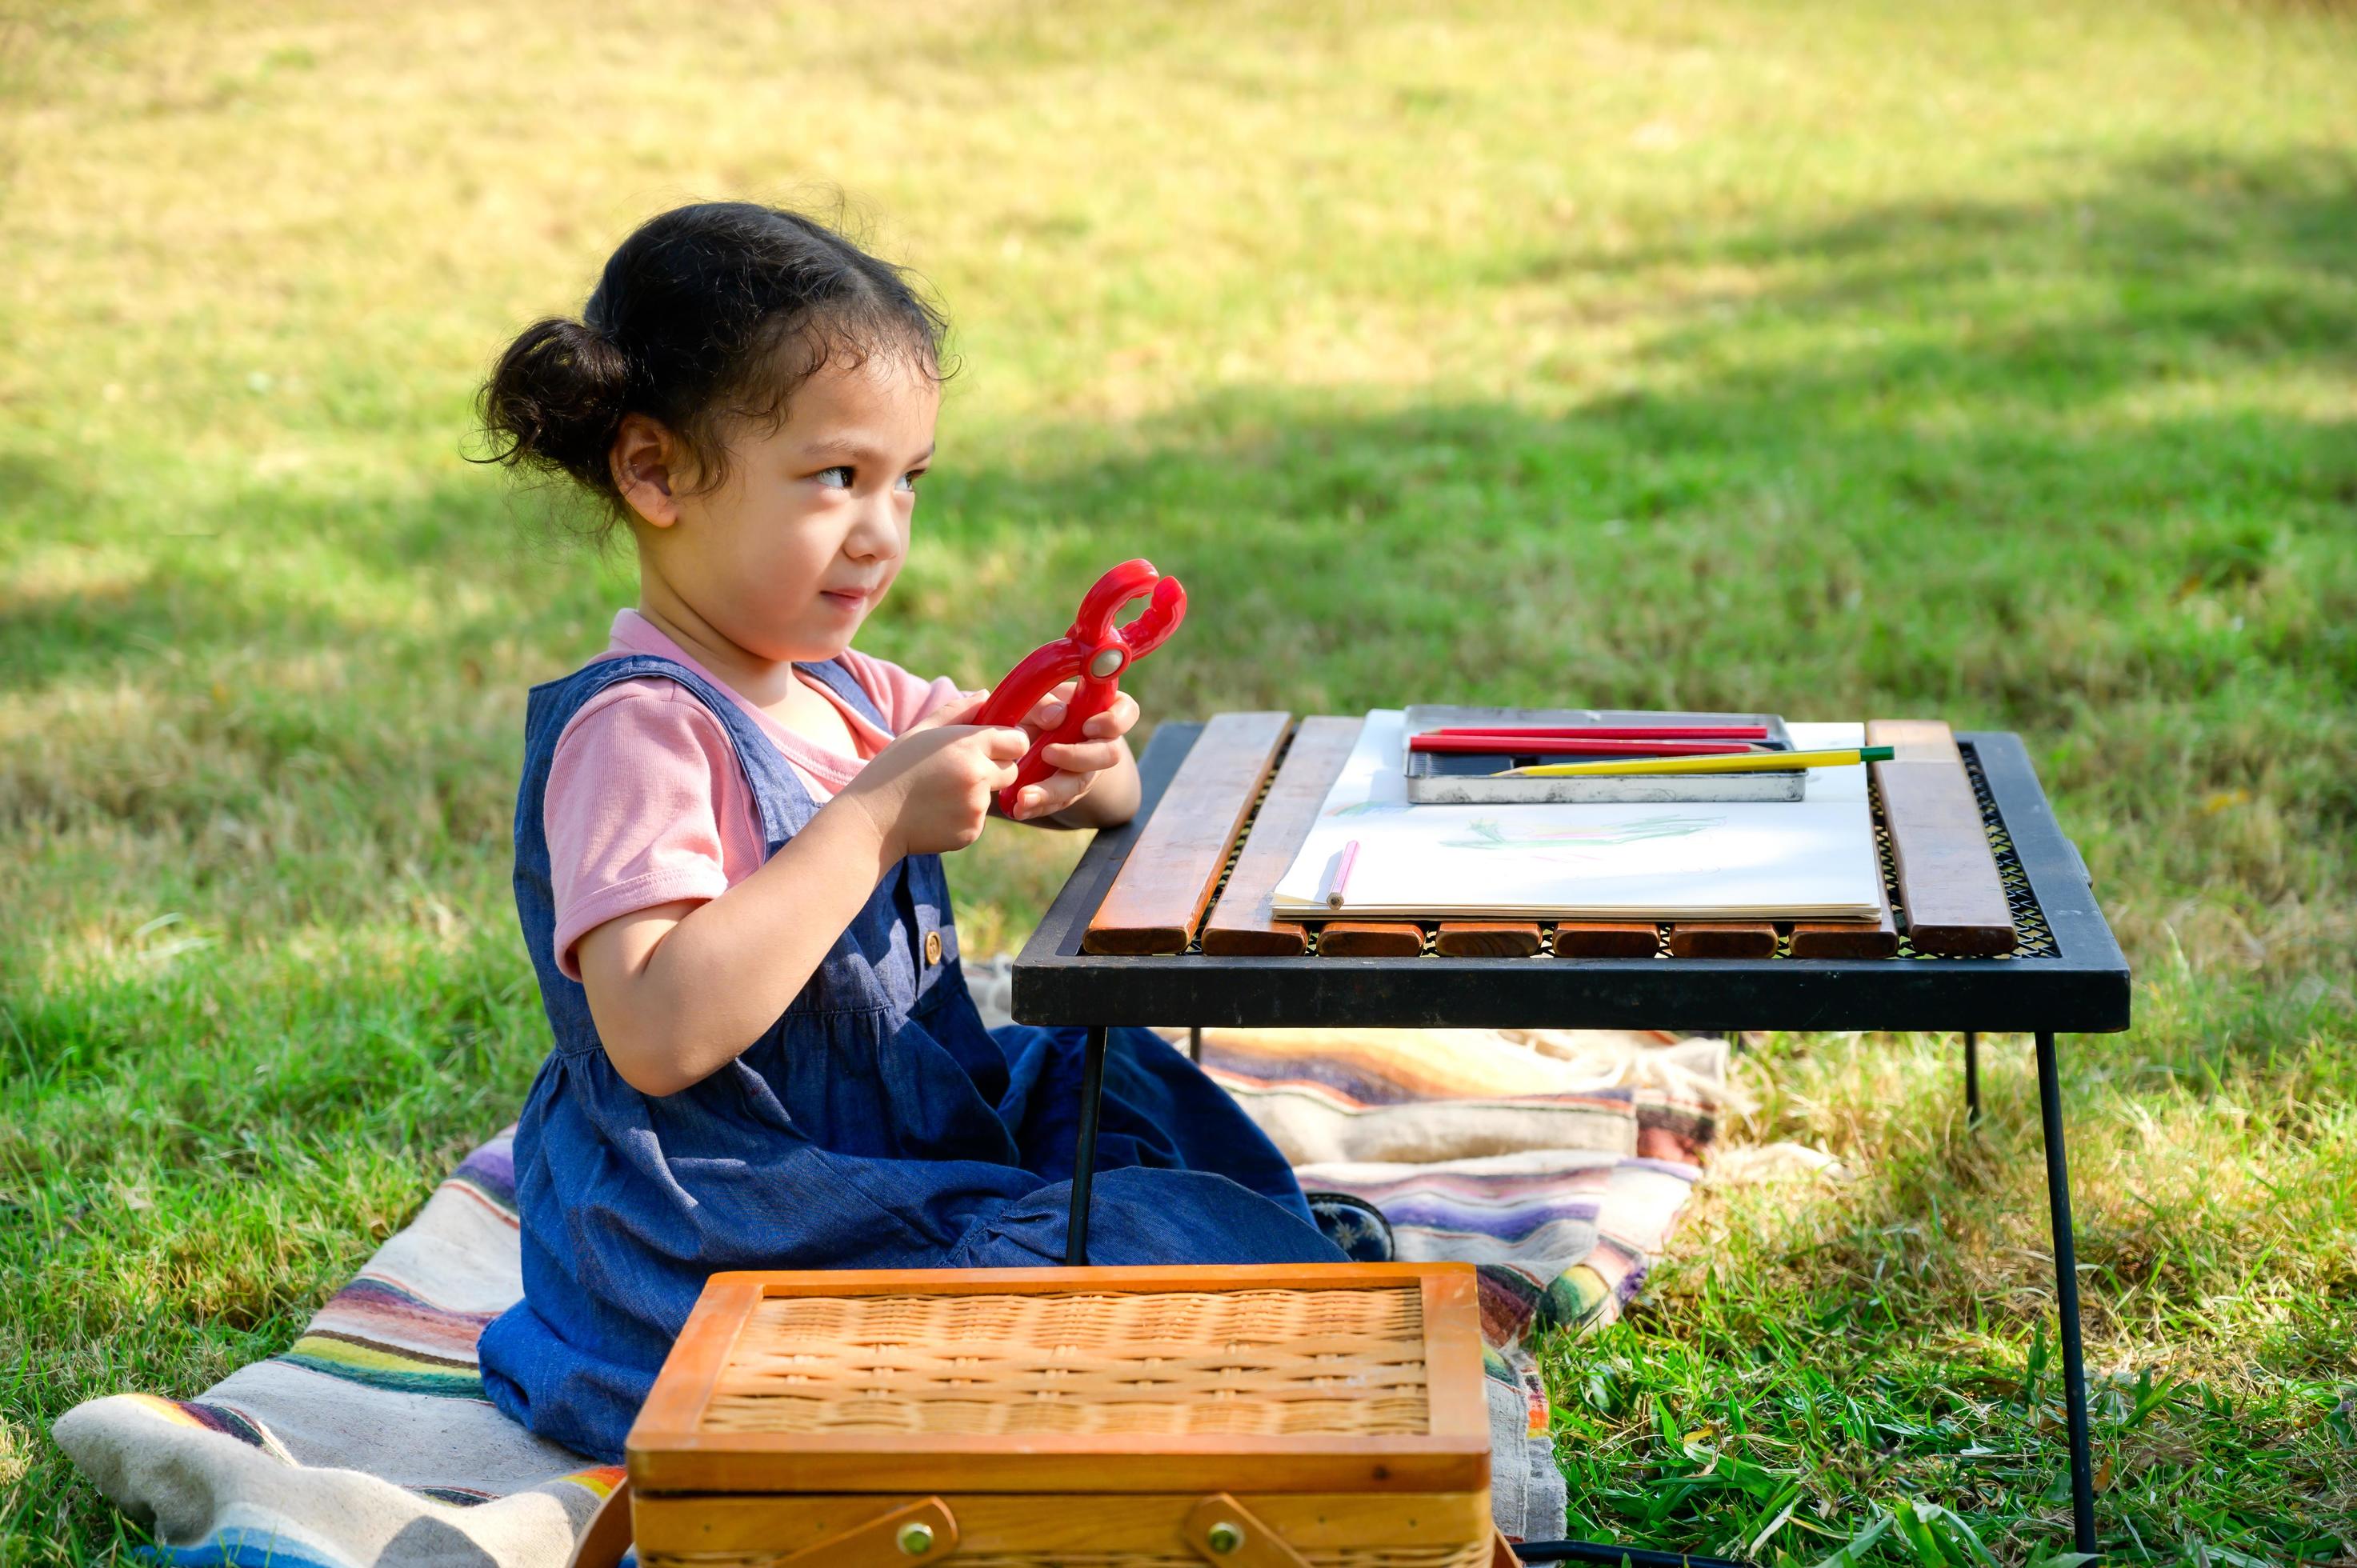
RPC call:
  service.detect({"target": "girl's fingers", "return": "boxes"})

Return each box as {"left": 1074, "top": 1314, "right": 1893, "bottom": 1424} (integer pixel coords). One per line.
{"left": 1010, "top": 771, "right": 1089, "bottom": 821}
{"left": 1030, "top": 690, "right": 1138, "bottom": 742}
{"left": 1036, "top": 738, "right": 1124, "bottom": 775}
{"left": 978, "top": 726, "right": 1033, "bottom": 764}
{"left": 1080, "top": 693, "right": 1141, "bottom": 740}
{"left": 908, "top": 689, "right": 990, "bottom": 733}
{"left": 1022, "top": 680, "right": 1079, "bottom": 736}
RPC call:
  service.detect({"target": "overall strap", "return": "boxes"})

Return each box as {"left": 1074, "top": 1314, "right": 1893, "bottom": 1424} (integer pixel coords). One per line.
{"left": 526, "top": 654, "right": 823, "bottom": 848}
{"left": 794, "top": 654, "right": 946, "bottom": 982}
{"left": 794, "top": 656, "right": 893, "bottom": 734}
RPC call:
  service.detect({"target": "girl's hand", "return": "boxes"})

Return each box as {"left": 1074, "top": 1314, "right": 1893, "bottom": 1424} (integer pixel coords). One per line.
{"left": 839, "top": 691, "right": 1030, "bottom": 857}
{"left": 1006, "top": 682, "right": 1140, "bottom": 822}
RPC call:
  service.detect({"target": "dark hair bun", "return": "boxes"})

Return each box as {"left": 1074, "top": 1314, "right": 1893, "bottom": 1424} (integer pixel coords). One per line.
{"left": 476, "top": 316, "right": 632, "bottom": 492}
{"left": 474, "top": 202, "right": 948, "bottom": 538}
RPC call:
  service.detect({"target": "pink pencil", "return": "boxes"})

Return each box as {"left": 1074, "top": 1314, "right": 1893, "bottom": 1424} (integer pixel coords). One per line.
{"left": 1428, "top": 725, "right": 1769, "bottom": 741}
{"left": 1324, "top": 839, "right": 1361, "bottom": 909}
{"left": 1410, "top": 735, "right": 1755, "bottom": 757}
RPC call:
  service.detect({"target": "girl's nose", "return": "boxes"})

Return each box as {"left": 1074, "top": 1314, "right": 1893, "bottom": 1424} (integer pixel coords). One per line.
{"left": 844, "top": 495, "right": 902, "bottom": 561}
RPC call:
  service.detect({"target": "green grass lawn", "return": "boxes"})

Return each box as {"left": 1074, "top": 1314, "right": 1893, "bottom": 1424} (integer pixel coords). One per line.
{"left": 4, "top": 0, "right": 2354, "bottom": 1560}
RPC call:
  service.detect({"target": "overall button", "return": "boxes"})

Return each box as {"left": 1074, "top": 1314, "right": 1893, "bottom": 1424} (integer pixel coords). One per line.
{"left": 923, "top": 930, "right": 944, "bottom": 966}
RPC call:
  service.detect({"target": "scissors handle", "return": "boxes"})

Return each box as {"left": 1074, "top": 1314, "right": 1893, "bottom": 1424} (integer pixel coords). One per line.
{"left": 971, "top": 560, "right": 1187, "bottom": 814}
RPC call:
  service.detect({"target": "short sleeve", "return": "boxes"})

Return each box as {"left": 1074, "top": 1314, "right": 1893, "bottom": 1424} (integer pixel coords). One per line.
{"left": 542, "top": 680, "right": 766, "bottom": 981}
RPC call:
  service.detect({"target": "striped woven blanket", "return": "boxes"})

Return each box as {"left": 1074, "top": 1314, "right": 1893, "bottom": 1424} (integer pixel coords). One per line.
{"left": 54, "top": 1005, "right": 1723, "bottom": 1566}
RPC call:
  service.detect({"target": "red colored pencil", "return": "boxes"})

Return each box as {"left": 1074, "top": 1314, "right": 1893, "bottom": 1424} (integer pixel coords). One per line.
{"left": 1427, "top": 725, "right": 1769, "bottom": 741}
{"left": 1408, "top": 735, "right": 1758, "bottom": 757}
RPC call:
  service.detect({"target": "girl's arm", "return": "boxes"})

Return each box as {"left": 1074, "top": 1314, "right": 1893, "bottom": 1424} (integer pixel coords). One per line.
{"left": 577, "top": 701, "right": 1029, "bottom": 1096}
{"left": 573, "top": 801, "right": 893, "bottom": 1097}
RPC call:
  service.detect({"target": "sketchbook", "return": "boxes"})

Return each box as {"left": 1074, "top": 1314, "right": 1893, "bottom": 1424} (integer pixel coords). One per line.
{"left": 1270, "top": 712, "right": 1885, "bottom": 921}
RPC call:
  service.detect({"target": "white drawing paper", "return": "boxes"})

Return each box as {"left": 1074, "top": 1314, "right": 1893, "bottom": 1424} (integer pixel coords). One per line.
{"left": 1271, "top": 714, "right": 1884, "bottom": 921}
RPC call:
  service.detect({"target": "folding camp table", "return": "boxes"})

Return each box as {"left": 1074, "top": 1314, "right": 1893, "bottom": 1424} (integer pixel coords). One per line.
{"left": 1012, "top": 714, "right": 2131, "bottom": 1559}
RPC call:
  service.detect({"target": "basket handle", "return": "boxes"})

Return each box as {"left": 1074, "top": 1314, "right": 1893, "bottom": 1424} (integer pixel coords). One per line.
{"left": 1183, "top": 1493, "right": 1311, "bottom": 1568}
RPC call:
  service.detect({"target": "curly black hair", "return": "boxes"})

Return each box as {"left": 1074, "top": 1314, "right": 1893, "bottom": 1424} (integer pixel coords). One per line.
{"left": 476, "top": 202, "right": 947, "bottom": 537}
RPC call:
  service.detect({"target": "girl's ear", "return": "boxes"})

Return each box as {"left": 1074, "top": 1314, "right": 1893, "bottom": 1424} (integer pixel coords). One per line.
{"left": 610, "top": 414, "right": 683, "bottom": 528}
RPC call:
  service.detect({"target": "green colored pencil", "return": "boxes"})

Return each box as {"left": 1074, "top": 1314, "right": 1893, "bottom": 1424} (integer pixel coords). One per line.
{"left": 1496, "top": 745, "right": 1894, "bottom": 778}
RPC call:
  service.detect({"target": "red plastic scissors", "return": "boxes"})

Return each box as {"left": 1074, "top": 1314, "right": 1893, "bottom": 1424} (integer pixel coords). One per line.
{"left": 972, "top": 558, "right": 1187, "bottom": 814}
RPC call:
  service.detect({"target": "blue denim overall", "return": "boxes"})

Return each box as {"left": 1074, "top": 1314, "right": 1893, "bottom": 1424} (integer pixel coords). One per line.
{"left": 478, "top": 654, "right": 1339, "bottom": 1461}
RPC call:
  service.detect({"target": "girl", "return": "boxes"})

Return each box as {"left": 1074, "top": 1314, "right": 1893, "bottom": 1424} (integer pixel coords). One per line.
{"left": 471, "top": 202, "right": 1352, "bottom": 1463}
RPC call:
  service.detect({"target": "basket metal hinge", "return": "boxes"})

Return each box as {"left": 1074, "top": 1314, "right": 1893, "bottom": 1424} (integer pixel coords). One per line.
{"left": 1183, "top": 1494, "right": 1311, "bottom": 1568}
{"left": 784, "top": 1497, "right": 961, "bottom": 1567}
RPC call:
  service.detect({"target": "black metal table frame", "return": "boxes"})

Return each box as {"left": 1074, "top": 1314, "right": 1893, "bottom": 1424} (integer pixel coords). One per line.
{"left": 1013, "top": 724, "right": 2129, "bottom": 1558}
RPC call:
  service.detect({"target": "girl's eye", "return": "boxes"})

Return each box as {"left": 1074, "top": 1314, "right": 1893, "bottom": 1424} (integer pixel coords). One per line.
{"left": 896, "top": 470, "right": 923, "bottom": 494}
{"left": 815, "top": 466, "right": 854, "bottom": 490}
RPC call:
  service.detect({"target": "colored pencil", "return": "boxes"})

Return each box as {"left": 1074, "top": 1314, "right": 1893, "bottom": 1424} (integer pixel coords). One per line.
{"left": 1430, "top": 725, "right": 1770, "bottom": 741}
{"left": 1497, "top": 746, "right": 1895, "bottom": 778}
{"left": 1411, "top": 735, "right": 1758, "bottom": 757}
{"left": 1324, "top": 839, "right": 1361, "bottom": 909}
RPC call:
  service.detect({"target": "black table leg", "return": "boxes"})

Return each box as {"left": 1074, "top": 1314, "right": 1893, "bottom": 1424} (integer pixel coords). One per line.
{"left": 1065, "top": 1024, "right": 1110, "bottom": 1266}
{"left": 1965, "top": 1030, "right": 1982, "bottom": 1126}
{"left": 2035, "top": 1030, "right": 2099, "bottom": 1556}
{"left": 1188, "top": 1025, "right": 1203, "bottom": 1062}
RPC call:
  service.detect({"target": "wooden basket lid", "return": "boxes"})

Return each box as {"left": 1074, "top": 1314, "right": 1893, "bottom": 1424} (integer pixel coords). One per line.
{"left": 629, "top": 1263, "right": 1491, "bottom": 1495}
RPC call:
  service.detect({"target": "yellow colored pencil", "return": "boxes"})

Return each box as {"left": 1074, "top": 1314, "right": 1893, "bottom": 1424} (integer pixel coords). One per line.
{"left": 1496, "top": 745, "right": 1894, "bottom": 778}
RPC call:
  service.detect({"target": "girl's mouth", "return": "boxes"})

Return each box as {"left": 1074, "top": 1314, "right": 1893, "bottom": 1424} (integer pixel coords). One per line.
{"left": 820, "top": 587, "right": 873, "bottom": 612}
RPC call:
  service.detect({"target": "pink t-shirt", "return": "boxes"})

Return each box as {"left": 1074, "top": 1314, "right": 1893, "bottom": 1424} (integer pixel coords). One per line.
{"left": 542, "top": 610, "right": 959, "bottom": 979}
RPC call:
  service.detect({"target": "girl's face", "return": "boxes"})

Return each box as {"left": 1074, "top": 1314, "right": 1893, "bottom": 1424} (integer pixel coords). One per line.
{"left": 634, "top": 352, "right": 939, "bottom": 666}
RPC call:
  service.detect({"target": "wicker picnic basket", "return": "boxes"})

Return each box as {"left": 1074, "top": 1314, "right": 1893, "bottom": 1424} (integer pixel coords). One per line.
{"left": 622, "top": 1262, "right": 1497, "bottom": 1568}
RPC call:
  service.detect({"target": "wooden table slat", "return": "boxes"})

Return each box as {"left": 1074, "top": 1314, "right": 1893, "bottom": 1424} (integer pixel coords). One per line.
{"left": 1081, "top": 711, "right": 1291, "bottom": 955}
{"left": 1789, "top": 873, "right": 1901, "bottom": 958}
{"left": 1551, "top": 923, "right": 1662, "bottom": 958}
{"left": 1433, "top": 922, "right": 1544, "bottom": 958}
{"left": 1663, "top": 922, "right": 1779, "bottom": 959}
{"left": 1318, "top": 922, "right": 1427, "bottom": 958}
{"left": 1867, "top": 718, "right": 2015, "bottom": 956}
{"left": 1200, "top": 716, "right": 1363, "bottom": 957}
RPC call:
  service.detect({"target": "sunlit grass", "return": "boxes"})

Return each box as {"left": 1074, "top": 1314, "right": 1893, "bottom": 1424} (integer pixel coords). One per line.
{"left": 3, "top": 0, "right": 2353, "bottom": 1559}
